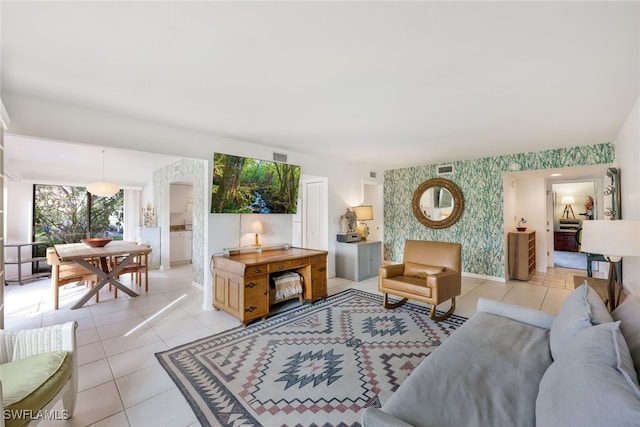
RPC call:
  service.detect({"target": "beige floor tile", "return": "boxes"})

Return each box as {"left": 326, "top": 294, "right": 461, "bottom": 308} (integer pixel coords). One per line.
{"left": 126, "top": 388, "right": 198, "bottom": 427}
{"left": 77, "top": 341, "right": 107, "bottom": 366}
{"left": 78, "top": 358, "right": 114, "bottom": 392}
{"left": 116, "top": 364, "right": 177, "bottom": 408}
{"left": 107, "top": 340, "right": 169, "bottom": 379}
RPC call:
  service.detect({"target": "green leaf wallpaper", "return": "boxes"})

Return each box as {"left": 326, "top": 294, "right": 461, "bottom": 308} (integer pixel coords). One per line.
{"left": 383, "top": 143, "right": 615, "bottom": 278}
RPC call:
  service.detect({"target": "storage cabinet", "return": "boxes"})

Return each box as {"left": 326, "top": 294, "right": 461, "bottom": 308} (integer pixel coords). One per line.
{"left": 170, "top": 231, "right": 192, "bottom": 264}
{"left": 554, "top": 231, "right": 579, "bottom": 252}
{"left": 335, "top": 241, "right": 382, "bottom": 281}
{"left": 308, "top": 253, "right": 327, "bottom": 301}
{"left": 508, "top": 231, "right": 536, "bottom": 281}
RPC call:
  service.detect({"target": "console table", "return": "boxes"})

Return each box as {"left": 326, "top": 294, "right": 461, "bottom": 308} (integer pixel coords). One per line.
{"left": 212, "top": 247, "right": 328, "bottom": 325}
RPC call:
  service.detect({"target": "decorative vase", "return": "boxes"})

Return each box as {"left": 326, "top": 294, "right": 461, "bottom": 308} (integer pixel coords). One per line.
{"left": 143, "top": 203, "right": 155, "bottom": 227}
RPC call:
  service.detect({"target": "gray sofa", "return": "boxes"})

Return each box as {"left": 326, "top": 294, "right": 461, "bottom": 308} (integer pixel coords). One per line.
{"left": 362, "top": 283, "right": 640, "bottom": 427}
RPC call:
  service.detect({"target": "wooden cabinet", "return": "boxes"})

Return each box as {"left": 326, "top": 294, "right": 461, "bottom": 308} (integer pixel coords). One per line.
{"left": 335, "top": 241, "right": 382, "bottom": 281}
{"left": 554, "top": 231, "right": 579, "bottom": 252}
{"left": 508, "top": 231, "right": 536, "bottom": 281}
{"left": 212, "top": 247, "right": 328, "bottom": 325}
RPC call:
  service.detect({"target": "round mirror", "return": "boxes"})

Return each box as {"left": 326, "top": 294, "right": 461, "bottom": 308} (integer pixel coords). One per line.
{"left": 412, "top": 178, "right": 464, "bottom": 229}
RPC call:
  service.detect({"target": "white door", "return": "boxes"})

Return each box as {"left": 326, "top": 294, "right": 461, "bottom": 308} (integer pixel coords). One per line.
{"left": 301, "top": 177, "right": 328, "bottom": 250}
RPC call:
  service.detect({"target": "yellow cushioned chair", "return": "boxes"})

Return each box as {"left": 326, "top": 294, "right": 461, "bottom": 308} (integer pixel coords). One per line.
{"left": 0, "top": 322, "right": 77, "bottom": 427}
{"left": 379, "top": 240, "right": 462, "bottom": 320}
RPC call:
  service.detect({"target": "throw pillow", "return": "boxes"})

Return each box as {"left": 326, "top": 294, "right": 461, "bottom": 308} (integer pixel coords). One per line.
{"left": 613, "top": 295, "right": 640, "bottom": 377}
{"left": 403, "top": 262, "right": 445, "bottom": 278}
{"left": 536, "top": 322, "right": 640, "bottom": 427}
{"left": 549, "top": 283, "right": 613, "bottom": 360}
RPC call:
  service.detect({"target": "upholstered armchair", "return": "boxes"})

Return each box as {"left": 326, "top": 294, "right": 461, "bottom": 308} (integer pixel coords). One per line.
{"left": 378, "top": 240, "right": 462, "bottom": 320}
{"left": 0, "top": 321, "right": 78, "bottom": 427}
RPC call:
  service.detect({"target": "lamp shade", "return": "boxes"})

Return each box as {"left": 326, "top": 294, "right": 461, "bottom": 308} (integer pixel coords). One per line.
{"left": 352, "top": 205, "right": 373, "bottom": 221}
{"left": 580, "top": 220, "right": 640, "bottom": 261}
{"left": 561, "top": 196, "right": 575, "bottom": 205}
{"left": 249, "top": 220, "right": 264, "bottom": 235}
{"left": 86, "top": 181, "right": 120, "bottom": 197}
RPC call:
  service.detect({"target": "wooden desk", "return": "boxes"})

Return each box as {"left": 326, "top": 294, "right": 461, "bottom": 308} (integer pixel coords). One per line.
{"left": 54, "top": 241, "right": 152, "bottom": 309}
{"left": 212, "top": 247, "right": 328, "bottom": 325}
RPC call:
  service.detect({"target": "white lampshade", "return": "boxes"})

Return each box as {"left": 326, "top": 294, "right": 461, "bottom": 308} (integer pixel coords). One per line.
{"left": 87, "top": 150, "right": 120, "bottom": 197}
{"left": 581, "top": 220, "right": 640, "bottom": 262}
{"left": 249, "top": 220, "right": 264, "bottom": 235}
{"left": 561, "top": 196, "right": 575, "bottom": 205}
{"left": 352, "top": 205, "right": 374, "bottom": 221}
{"left": 86, "top": 181, "right": 120, "bottom": 197}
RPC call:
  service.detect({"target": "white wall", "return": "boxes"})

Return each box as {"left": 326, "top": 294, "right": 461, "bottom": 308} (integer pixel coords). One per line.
{"left": 515, "top": 177, "right": 548, "bottom": 272}
{"left": 615, "top": 94, "right": 640, "bottom": 295}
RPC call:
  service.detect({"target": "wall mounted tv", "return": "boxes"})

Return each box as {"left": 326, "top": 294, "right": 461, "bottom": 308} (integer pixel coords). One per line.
{"left": 211, "top": 153, "right": 301, "bottom": 214}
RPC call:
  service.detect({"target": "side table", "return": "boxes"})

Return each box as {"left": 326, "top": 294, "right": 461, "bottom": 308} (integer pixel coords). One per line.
{"left": 573, "top": 275, "right": 626, "bottom": 311}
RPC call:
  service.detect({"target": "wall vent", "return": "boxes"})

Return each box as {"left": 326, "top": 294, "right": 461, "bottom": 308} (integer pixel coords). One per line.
{"left": 273, "top": 152, "right": 288, "bottom": 163}
{"left": 369, "top": 171, "right": 377, "bottom": 178}
{"left": 437, "top": 164, "right": 454, "bottom": 175}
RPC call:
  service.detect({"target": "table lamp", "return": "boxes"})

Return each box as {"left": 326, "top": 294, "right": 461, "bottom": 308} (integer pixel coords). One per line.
{"left": 580, "top": 220, "right": 640, "bottom": 311}
{"left": 250, "top": 220, "right": 264, "bottom": 246}
{"left": 351, "top": 205, "right": 373, "bottom": 240}
{"left": 561, "top": 195, "right": 575, "bottom": 219}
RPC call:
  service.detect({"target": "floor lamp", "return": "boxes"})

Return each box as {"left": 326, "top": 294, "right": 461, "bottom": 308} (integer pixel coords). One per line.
{"left": 561, "top": 196, "right": 575, "bottom": 219}
{"left": 580, "top": 220, "right": 640, "bottom": 311}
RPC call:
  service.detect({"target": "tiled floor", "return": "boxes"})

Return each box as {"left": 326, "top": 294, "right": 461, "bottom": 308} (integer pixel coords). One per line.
{"left": 3, "top": 263, "right": 592, "bottom": 426}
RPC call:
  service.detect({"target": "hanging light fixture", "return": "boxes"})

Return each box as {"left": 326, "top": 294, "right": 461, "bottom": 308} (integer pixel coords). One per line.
{"left": 86, "top": 150, "right": 120, "bottom": 197}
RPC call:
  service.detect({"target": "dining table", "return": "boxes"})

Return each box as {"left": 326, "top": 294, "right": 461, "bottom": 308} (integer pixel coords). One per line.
{"left": 54, "top": 241, "right": 152, "bottom": 309}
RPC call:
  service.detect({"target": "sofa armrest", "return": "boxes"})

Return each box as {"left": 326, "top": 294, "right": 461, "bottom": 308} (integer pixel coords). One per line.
{"left": 379, "top": 264, "right": 405, "bottom": 279}
{"left": 362, "top": 407, "right": 414, "bottom": 427}
{"left": 477, "top": 298, "right": 555, "bottom": 330}
{"left": 426, "top": 270, "right": 459, "bottom": 287}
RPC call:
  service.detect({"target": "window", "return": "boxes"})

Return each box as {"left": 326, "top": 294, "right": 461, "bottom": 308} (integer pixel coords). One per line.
{"left": 33, "top": 185, "right": 124, "bottom": 248}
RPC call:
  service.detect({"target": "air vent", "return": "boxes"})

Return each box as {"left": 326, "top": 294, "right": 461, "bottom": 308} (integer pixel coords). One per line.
{"left": 437, "top": 164, "right": 453, "bottom": 175}
{"left": 369, "top": 171, "right": 377, "bottom": 178}
{"left": 273, "top": 152, "right": 288, "bottom": 163}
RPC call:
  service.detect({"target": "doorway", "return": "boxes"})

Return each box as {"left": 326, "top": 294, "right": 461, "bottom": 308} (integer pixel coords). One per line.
{"left": 549, "top": 180, "right": 600, "bottom": 271}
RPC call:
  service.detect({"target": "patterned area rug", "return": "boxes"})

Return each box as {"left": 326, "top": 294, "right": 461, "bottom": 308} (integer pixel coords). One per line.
{"left": 156, "top": 289, "right": 466, "bottom": 427}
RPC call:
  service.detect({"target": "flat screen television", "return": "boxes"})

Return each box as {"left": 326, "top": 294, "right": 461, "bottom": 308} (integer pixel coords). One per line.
{"left": 211, "top": 153, "right": 301, "bottom": 214}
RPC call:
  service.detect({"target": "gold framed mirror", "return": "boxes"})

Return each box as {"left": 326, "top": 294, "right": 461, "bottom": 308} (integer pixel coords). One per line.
{"left": 412, "top": 178, "right": 464, "bottom": 229}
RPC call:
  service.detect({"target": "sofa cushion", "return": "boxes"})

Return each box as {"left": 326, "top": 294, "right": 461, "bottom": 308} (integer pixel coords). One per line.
{"left": 403, "top": 262, "right": 445, "bottom": 278}
{"left": 379, "top": 311, "right": 552, "bottom": 427}
{"left": 536, "top": 321, "right": 640, "bottom": 427}
{"left": 550, "top": 283, "right": 613, "bottom": 360}
{"left": 0, "top": 350, "right": 72, "bottom": 427}
{"left": 612, "top": 295, "right": 640, "bottom": 377}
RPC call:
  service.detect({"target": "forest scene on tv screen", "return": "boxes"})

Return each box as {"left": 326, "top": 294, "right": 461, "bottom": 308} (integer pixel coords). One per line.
{"left": 211, "top": 153, "right": 301, "bottom": 214}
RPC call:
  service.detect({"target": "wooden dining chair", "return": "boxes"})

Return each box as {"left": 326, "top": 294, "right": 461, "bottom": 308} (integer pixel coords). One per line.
{"left": 111, "top": 243, "right": 150, "bottom": 297}
{"left": 46, "top": 247, "right": 98, "bottom": 310}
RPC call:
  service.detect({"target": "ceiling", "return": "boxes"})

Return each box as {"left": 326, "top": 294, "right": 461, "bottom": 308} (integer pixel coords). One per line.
{"left": 2, "top": 1, "right": 639, "bottom": 183}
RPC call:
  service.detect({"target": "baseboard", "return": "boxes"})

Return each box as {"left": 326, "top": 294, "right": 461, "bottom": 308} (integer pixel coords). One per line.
{"left": 462, "top": 271, "right": 506, "bottom": 283}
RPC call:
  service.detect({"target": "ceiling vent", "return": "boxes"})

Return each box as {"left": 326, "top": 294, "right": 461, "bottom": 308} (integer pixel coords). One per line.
{"left": 273, "top": 152, "right": 288, "bottom": 163}
{"left": 437, "top": 164, "right": 454, "bottom": 175}
{"left": 369, "top": 171, "right": 377, "bottom": 178}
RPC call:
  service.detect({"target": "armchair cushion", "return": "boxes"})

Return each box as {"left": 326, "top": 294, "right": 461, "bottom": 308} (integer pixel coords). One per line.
{"left": 403, "top": 262, "right": 445, "bottom": 278}
{"left": 1, "top": 351, "right": 72, "bottom": 427}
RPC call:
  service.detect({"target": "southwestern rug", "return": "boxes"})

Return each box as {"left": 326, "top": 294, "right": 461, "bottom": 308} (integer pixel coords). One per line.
{"left": 156, "top": 289, "right": 467, "bottom": 427}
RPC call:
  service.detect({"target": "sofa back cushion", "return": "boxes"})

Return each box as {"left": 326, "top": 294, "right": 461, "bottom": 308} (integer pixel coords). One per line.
{"left": 613, "top": 296, "right": 640, "bottom": 377}
{"left": 402, "top": 240, "right": 461, "bottom": 273}
{"left": 550, "top": 283, "right": 613, "bottom": 360}
{"left": 536, "top": 321, "right": 640, "bottom": 426}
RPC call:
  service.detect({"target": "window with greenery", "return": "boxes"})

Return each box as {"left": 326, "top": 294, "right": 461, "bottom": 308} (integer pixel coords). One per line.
{"left": 33, "top": 185, "right": 124, "bottom": 248}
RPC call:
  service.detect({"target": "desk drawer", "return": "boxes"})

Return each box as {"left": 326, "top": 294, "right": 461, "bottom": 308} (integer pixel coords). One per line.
{"left": 245, "top": 264, "right": 267, "bottom": 277}
{"left": 290, "top": 257, "right": 309, "bottom": 268}
{"left": 268, "top": 260, "right": 292, "bottom": 272}
{"left": 310, "top": 254, "right": 327, "bottom": 265}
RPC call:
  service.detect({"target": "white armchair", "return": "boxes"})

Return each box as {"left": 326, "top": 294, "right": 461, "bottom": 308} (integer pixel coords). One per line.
{"left": 0, "top": 321, "right": 78, "bottom": 427}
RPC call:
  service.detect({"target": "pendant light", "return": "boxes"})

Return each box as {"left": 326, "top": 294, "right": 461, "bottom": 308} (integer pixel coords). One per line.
{"left": 86, "top": 150, "right": 120, "bottom": 197}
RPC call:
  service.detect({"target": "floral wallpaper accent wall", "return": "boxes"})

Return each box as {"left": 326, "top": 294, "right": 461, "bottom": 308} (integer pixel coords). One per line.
{"left": 384, "top": 143, "right": 615, "bottom": 278}
{"left": 153, "top": 159, "right": 207, "bottom": 285}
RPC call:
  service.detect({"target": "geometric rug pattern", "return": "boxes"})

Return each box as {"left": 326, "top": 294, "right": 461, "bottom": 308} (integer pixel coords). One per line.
{"left": 156, "top": 289, "right": 466, "bottom": 427}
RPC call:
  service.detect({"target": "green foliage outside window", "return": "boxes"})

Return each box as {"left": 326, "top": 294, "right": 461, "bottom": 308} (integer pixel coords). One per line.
{"left": 33, "top": 185, "right": 124, "bottom": 250}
